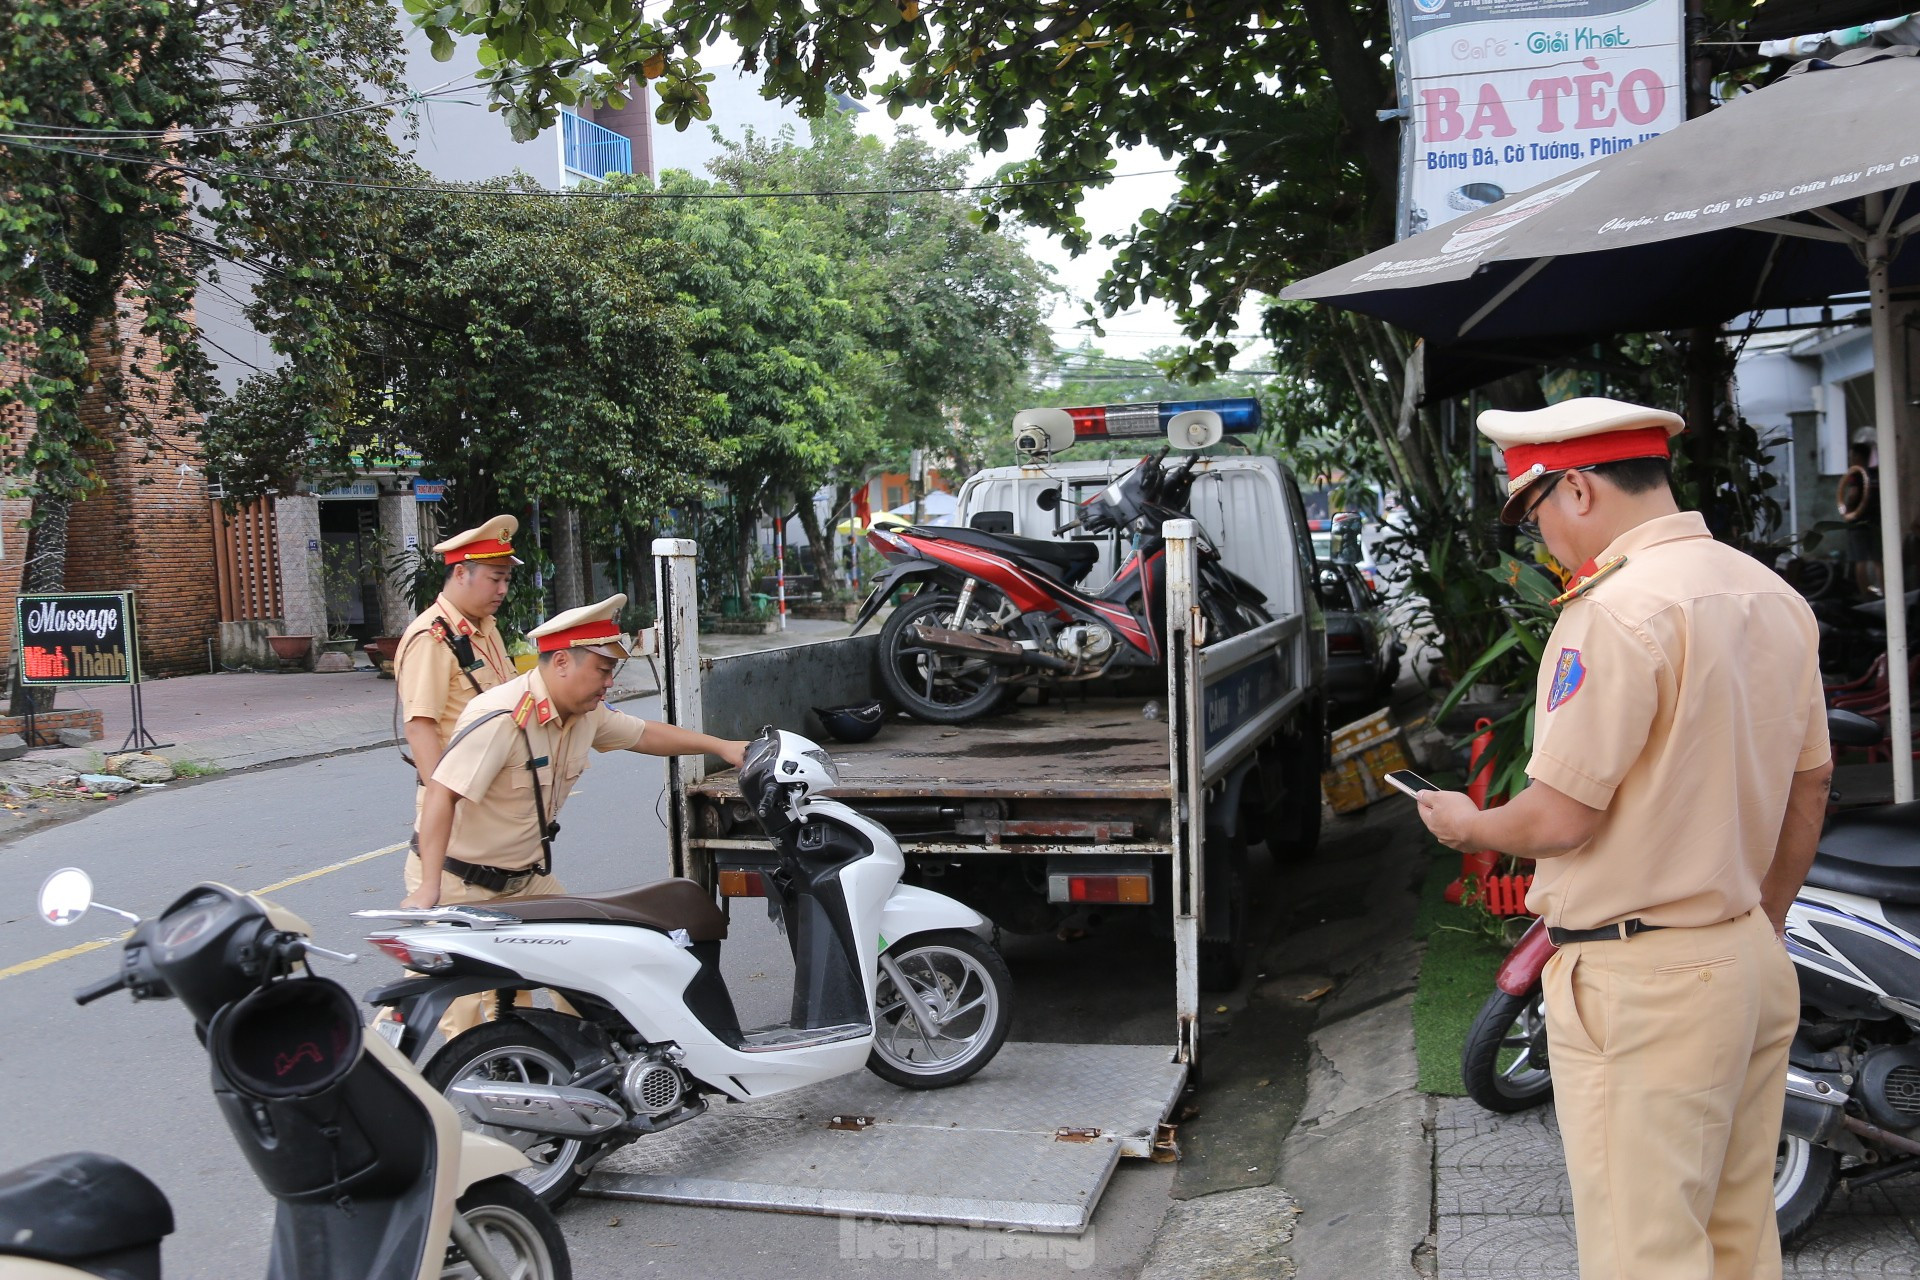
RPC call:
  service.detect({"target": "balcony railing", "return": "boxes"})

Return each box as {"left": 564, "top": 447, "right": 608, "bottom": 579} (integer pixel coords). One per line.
{"left": 561, "top": 111, "right": 632, "bottom": 184}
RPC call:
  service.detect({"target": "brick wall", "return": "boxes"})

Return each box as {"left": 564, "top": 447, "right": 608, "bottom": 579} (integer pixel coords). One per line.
{"left": 0, "top": 707, "right": 103, "bottom": 747}
{"left": 1, "top": 309, "right": 219, "bottom": 679}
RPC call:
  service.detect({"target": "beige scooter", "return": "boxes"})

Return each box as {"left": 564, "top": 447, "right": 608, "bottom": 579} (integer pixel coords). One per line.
{"left": 0, "top": 870, "right": 570, "bottom": 1280}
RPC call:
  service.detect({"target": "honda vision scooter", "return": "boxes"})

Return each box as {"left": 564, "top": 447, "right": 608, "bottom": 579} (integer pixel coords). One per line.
{"left": 0, "top": 869, "right": 568, "bottom": 1280}
{"left": 359, "top": 727, "right": 1014, "bottom": 1207}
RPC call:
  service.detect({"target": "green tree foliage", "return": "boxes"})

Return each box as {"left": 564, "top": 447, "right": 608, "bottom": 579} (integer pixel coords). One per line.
{"left": 691, "top": 115, "right": 1054, "bottom": 593}
{"left": 709, "top": 116, "right": 1054, "bottom": 456}
{"left": 0, "top": 0, "right": 409, "bottom": 581}
{"left": 204, "top": 174, "right": 713, "bottom": 560}
{"left": 617, "top": 166, "right": 875, "bottom": 600}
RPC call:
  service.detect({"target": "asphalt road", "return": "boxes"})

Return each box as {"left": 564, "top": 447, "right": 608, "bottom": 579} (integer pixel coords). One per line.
{"left": 0, "top": 695, "right": 1184, "bottom": 1279}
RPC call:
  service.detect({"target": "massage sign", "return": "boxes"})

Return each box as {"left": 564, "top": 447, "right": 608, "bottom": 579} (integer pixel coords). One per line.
{"left": 1388, "top": 0, "right": 1685, "bottom": 238}
{"left": 17, "top": 592, "right": 139, "bottom": 685}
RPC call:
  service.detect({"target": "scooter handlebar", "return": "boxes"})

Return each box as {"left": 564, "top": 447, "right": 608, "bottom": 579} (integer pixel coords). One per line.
{"left": 73, "top": 970, "right": 126, "bottom": 1006}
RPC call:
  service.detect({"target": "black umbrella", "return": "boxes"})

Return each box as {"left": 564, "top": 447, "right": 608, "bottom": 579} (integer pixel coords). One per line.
{"left": 1285, "top": 44, "right": 1920, "bottom": 795}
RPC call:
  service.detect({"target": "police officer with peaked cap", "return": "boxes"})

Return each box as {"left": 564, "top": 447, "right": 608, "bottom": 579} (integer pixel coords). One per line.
{"left": 393, "top": 514, "right": 523, "bottom": 786}
{"left": 1415, "top": 397, "right": 1832, "bottom": 1280}
{"left": 400, "top": 594, "right": 750, "bottom": 1037}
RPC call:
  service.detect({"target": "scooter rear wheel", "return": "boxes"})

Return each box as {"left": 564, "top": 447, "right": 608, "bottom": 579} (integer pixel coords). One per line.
{"left": 427, "top": 1023, "right": 594, "bottom": 1208}
{"left": 445, "top": 1175, "right": 571, "bottom": 1280}
{"left": 1775, "top": 1134, "right": 1839, "bottom": 1245}
{"left": 878, "top": 591, "right": 1011, "bottom": 725}
{"left": 868, "top": 930, "right": 1013, "bottom": 1088}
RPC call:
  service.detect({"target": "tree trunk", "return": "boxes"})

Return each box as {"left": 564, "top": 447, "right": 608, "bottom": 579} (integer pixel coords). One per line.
{"left": 550, "top": 501, "right": 586, "bottom": 612}
{"left": 798, "top": 491, "right": 843, "bottom": 598}
{"left": 10, "top": 496, "right": 69, "bottom": 714}
{"left": 735, "top": 499, "right": 758, "bottom": 605}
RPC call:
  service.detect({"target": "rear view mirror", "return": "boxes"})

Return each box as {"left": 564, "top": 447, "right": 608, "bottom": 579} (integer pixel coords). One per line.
{"left": 39, "top": 867, "right": 94, "bottom": 927}
{"left": 1036, "top": 487, "right": 1061, "bottom": 512}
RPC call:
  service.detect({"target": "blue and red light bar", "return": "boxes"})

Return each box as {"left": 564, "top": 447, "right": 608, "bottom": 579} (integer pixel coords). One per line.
{"left": 1060, "top": 397, "right": 1262, "bottom": 441}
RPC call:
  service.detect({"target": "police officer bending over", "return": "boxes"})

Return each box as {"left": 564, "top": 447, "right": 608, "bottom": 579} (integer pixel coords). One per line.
{"left": 404, "top": 593, "right": 747, "bottom": 912}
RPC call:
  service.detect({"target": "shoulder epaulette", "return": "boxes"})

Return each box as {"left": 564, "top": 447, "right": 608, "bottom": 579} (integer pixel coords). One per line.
{"left": 512, "top": 692, "right": 538, "bottom": 727}
{"left": 1550, "top": 554, "right": 1629, "bottom": 608}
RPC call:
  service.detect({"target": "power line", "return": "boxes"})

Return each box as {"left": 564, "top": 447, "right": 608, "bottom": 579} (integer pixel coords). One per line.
{"left": 1, "top": 67, "right": 537, "bottom": 142}
{"left": 0, "top": 134, "right": 1177, "bottom": 202}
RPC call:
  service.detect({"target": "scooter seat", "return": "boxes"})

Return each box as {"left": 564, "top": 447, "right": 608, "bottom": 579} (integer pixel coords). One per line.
{"left": 0, "top": 1151, "right": 172, "bottom": 1279}
{"left": 499, "top": 877, "right": 728, "bottom": 942}
{"left": 1807, "top": 801, "right": 1920, "bottom": 904}
{"left": 910, "top": 525, "right": 1101, "bottom": 584}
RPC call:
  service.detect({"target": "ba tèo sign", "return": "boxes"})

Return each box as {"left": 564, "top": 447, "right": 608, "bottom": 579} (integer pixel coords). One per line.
{"left": 16, "top": 592, "right": 139, "bottom": 686}
{"left": 1389, "top": 0, "right": 1685, "bottom": 238}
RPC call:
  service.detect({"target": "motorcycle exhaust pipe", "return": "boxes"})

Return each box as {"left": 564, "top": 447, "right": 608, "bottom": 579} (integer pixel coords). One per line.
{"left": 1843, "top": 1113, "right": 1920, "bottom": 1158}
{"left": 449, "top": 1079, "right": 628, "bottom": 1137}
{"left": 1782, "top": 1067, "right": 1850, "bottom": 1146}
{"left": 905, "top": 624, "right": 1072, "bottom": 671}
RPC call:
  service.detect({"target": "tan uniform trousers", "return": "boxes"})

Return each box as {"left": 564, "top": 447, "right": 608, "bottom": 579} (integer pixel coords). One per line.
{"left": 401, "top": 853, "right": 575, "bottom": 1042}
{"left": 1543, "top": 907, "right": 1798, "bottom": 1280}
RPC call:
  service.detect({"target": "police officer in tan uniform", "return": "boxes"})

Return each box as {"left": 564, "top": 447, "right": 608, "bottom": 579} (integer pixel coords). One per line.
{"left": 401, "top": 594, "right": 748, "bottom": 1036}
{"left": 1417, "top": 398, "right": 1832, "bottom": 1280}
{"left": 394, "top": 514, "right": 521, "bottom": 785}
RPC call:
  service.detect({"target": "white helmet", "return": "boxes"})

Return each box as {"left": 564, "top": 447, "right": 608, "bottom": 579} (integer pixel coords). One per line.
{"left": 738, "top": 728, "right": 841, "bottom": 833}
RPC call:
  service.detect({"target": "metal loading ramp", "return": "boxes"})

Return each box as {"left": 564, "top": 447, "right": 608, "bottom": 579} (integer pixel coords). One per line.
{"left": 582, "top": 1042, "right": 1186, "bottom": 1234}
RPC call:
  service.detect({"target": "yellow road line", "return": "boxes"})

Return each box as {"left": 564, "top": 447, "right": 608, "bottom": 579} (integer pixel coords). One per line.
{"left": 0, "top": 934, "right": 129, "bottom": 981}
{"left": 252, "top": 841, "right": 408, "bottom": 895}
{"left": 0, "top": 840, "right": 409, "bottom": 984}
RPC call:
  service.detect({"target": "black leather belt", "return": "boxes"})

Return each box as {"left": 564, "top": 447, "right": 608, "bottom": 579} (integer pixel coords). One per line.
{"left": 1548, "top": 918, "right": 1667, "bottom": 945}
{"left": 442, "top": 855, "right": 540, "bottom": 894}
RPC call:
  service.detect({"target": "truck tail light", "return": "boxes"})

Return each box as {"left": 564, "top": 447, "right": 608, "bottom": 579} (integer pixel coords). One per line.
{"left": 718, "top": 870, "right": 766, "bottom": 898}
{"left": 1328, "top": 633, "right": 1366, "bottom": 654}
{"left": 1050, "top": 874, "right": 1152, "bottom": 904}
{"left": 368, "top": 935, "right": 453, "bottom": 972}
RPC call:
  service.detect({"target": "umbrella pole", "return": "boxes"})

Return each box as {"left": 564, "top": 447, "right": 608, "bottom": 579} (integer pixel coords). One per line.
{"left": 1870, "top": 225, "right": 1913, "bottom": 801}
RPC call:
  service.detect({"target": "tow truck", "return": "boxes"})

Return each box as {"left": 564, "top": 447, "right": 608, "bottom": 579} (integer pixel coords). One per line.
{"left": 580, "top": 397, "right": 1328, "bottom": 1234}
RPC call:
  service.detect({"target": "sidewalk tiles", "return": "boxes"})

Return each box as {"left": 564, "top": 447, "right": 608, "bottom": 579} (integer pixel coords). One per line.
{"left": 1436, "top": 1097, "right": 1920, "bottom": 1277}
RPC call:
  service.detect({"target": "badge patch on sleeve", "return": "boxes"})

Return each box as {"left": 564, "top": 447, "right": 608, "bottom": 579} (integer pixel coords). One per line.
{"left": 1547, "top": 648, "right": 1586, "bottom": 711}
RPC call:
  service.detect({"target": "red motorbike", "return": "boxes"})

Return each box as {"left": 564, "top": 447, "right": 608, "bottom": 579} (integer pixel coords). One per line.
{"left": 851, "top": 448, "right": 1271, "bottom": 723}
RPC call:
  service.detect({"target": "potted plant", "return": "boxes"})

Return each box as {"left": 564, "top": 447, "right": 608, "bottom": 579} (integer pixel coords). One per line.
{"left": 266, "top": 634, "right": 313, "bottom": 666}
{"left": 320, "top": 540, "right": 378, "bottom": 666}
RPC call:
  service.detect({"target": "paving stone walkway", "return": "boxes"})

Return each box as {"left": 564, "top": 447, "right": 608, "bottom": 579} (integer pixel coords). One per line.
{"left": 1436, "top": 1097, "right": 1920, "bottom": 1277}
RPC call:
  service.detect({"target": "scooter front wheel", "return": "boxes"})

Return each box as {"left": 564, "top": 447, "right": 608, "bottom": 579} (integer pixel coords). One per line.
{"left": 1460, "top": 986, "right": 1553, "bottom": 1113}
{"left": 444, "top": 1175, "right": 572, "bottom": 1280}
{"left": 868, "top": 930, "right": 1013, "bottom": 1088}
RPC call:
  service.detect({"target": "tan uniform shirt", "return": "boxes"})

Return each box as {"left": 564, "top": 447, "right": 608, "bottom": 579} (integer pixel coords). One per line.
{"left": 431, "top": 667, "right": 648, "bottom": 869}
{"left": 1524, "top": 511, "right": 1829, "bottom": 931}
{"left": 395, "top": 594, "right": 514, "bottom": 747}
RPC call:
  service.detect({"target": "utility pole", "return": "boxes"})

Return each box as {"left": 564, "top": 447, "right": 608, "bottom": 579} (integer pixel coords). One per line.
{"left": 1682, "top": 0, "right": 1723, "bottom": 532}
{"left": 910, "top": 448, "right": 927, "bottom": 526}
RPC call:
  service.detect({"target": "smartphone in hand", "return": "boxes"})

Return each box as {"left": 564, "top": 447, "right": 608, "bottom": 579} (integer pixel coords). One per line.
{"left": 1383, "top": 769, "right": 1439, "bottom": 799}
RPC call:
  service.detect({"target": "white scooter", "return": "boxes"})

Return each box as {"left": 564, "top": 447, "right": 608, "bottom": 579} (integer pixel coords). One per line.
{"left": 1, "top": 869, "right": 568, "bottom": 1280}
{"left": 358, "top": 728, "right": 1013, "bottom": 1206}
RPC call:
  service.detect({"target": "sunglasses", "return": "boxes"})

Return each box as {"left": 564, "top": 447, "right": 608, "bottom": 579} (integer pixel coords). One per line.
{"left": 1516, "top": 471, "right": 1571, "bottom": 542}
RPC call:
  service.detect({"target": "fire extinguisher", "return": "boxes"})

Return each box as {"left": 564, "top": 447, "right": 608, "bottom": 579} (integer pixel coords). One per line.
{"left": 1444, "top": 717, "right": 1503, "bottom": 905}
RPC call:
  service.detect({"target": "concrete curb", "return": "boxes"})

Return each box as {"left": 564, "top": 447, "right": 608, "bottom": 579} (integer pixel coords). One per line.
{"left": 1140, "top": 1183, "right": 1302, "bottom": 1279}
{"left": 1281, "top": 993, "right": 1436, "bottom": 1279}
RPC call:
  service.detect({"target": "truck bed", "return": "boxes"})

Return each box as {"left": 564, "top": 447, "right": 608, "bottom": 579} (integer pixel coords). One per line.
{"left": 690, "top": 700, "right": 1174, "bottom": 802}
